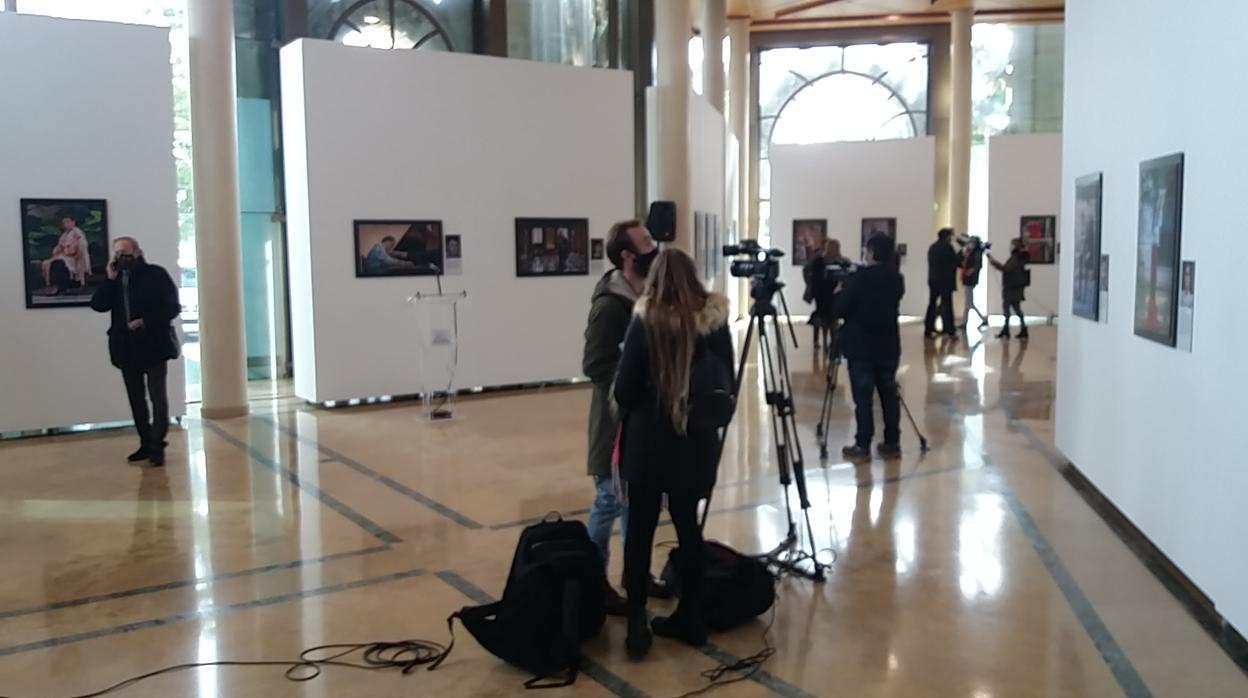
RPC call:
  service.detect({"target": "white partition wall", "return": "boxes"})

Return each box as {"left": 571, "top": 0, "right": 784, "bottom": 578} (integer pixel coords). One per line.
{"left": 769, "top": 138, "right": 937, "bottom": 318}
{"left": 987, "top": 133, "right": 1062, "bottom": 315}
{"left": 281, "top": 40, "right": 634, "bottom": 403}
{"left": 1058, "top": 0, "right": 1248, "bottom": 636}
{"left": 0, "top": 13, "right": 184, "bottom": 433}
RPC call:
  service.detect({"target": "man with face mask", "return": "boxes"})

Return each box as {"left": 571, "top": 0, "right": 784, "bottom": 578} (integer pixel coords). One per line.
{"left": 582, "top": 218, "right": 664, "bottom": 614}
{"left": 91, "top": 237, "right": 181, "bottom": 466}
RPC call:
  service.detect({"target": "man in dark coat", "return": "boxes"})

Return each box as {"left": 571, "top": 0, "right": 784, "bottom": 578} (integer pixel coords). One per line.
{"left": 836, "top": 235, "right": 905, "bottom": 461}
{"left": 990, "top": 238, "right": 1031, "bottom": 339}
{"left": 925, "top": 227, "right": 960, "bottom": 338}
{"left": 582, "top": 219, "right": 658, "bottom": 613}
{"left": 91, "top": 237, "right": 181, "bottom": 466}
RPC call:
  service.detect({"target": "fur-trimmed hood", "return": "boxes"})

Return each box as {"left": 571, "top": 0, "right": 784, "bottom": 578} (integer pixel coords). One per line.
{"left": 633, "top": 293, "right": 730, "bottom": 336}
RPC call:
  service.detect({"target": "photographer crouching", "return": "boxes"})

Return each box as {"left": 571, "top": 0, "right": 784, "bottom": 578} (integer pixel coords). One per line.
{"left": 835, "top": 235, "right": 905, "bottom": 461}
{"left": 802, "top": 239, "right": 852, "bottom": 353}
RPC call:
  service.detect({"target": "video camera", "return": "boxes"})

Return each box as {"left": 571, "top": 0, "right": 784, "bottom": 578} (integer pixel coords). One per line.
{"left": 822, "top": 259, "right": 858, "bottom": 282}
{"left": 957, "top": 235, "right": 991, "bottom": 252}
{"left": 723, "top": 240, "right": 785, "bottom": 304}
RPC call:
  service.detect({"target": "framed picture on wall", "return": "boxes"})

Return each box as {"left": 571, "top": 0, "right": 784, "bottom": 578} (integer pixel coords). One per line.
{"left": 1020, "top": 215, "right": 1057, "bottom": 264}
{"left": 515, "top": 218, "right": 590, "bottom": 277}
{"left": 354, "top": 220, "right": 444, "bottom": 278}
{"left": 20, "top": 198, "right": 110, "bottom": 308}
{"left": 792, "top": 219, "right": 827, "bottom": 266}
{"left": 1133, "top": 153, "right": 1184, "bottom": 346}
{"left": 860, "top": 217, "right": 897, "bottom": 255}
{"left": 1072, "top": 172, "right": 1103, "bottom": 321}
{"left": 590, "top": 238, "right": 604, "bottom": 261}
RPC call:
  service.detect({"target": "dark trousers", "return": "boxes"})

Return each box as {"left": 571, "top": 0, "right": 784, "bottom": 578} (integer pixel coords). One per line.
{"left": 925, "top": 286, "right": 955, "bottom": 335}
{"left": 624, "top": 484, "right": 704, "bottom": 611}
{"left": 1002, "top": 300, "right": 1026, "bottom": 332}
{"left": 848, "top": 358, "right": 900, "bottom": 448}
{"left": 122, "top": 362, "right": 169, "bottom": 450}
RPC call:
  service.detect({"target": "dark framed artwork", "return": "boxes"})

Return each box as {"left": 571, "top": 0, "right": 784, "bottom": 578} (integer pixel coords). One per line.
{"left": 792, "top": 219, "right": 827, "bottom": 266}
{"left": 445, "top": 234, "right": 462, "bottom": 260}
{"left": 590, "top": 238, "right": 604, "bottom": 261}
{"left": 515, "top": 218, "right": 589, "bottom": 277}
{"left": 20, "top": 198, "right": 110, "bottom": 309}
{"left": 1133, "top": 153, "right": 1184, "bottom": 346}
{"left": 1020, "top": 215, "right": 1057, "bottom": 264}
{"left": 1072, "top": 173, "right": 1103, "bottom": 320}
{"left": 860, "top": 217, "right": 897, "bottom": 254}
{"left": 354, "top": 220, "right": 444, "bottom": 277}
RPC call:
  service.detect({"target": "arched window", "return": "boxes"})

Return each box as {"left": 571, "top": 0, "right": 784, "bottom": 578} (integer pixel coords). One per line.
{"left": 757, "top": 43, "right": 929, "bottom": 243}
{"left": 323, "top": 0, "right": 456, "bottom": 51}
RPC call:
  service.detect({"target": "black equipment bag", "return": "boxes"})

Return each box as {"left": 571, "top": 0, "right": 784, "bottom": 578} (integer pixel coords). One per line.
{"left": 660, "top": 540, "right": 776, "bottom": 632}
{"left": 433, "top": 515, "right": 606, "bottom": 689}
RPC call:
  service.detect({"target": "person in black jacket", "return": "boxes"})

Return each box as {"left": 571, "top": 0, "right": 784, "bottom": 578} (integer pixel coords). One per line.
{"left": 925, "top": 227, "right": 959, "bottom": 338}
{"left": 90, "top": 237, "right": 181, "bottom": 466}
{"left": 613, "top": 249, "right": 734, "bottom": 660}
{"left": 989, "top": 238, "right": 1030, "bottom": 340}
{"left": 803, "top": 238, "right": 851, "bottom": 352}
{"left": 835, "top": 235, "right": 905, "bottom": 461}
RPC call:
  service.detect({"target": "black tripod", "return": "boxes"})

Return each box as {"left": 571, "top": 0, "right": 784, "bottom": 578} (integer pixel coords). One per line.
{"left": 814, "top": 328, "right": 930, "bottom": 458}
{"left": 704, "top": 280, "right": 827, "bottom": 582}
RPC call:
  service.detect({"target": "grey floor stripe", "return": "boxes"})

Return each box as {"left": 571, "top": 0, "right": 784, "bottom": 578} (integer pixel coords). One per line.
{"left": 988, "top": 464, "right": 1153, "bottom": 697}
{"left": 0, "top": 545, "right": 388, "bottom": 621}
{"left": 433, "top": 571, "right": 651, "bottom": 698}
{"left": 201, "top": 420, "right": 401, "bottom": 544}
{"left": 0, "top": 568, "right": 426, "bottom": 658}
{"left": 255, "top": 415, "right": 483, "bottom": 530}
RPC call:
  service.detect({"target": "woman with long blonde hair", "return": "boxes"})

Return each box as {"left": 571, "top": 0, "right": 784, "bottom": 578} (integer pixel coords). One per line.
{"left": 612, "top": 248, "right": 734, "bottom": 659}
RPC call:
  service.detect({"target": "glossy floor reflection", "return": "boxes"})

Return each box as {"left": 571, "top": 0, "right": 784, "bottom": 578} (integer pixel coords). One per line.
{"left": 1, "top": 325, "right": 1244, "bottom": 697}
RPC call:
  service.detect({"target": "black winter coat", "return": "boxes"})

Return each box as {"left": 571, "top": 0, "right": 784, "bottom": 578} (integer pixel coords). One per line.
{"left": 927, "top": 239, "right": 960, "bottom": 292}
{"left": 613, "top": 293, "right": 734, "bottom": 497}
{"left": 90, "top": 261, "right": 181, "bottom": 370}
{"left": 834, "top": 263, "right": 905, "bottom": 362}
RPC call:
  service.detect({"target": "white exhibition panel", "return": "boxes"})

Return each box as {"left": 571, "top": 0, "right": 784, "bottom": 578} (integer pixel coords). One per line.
{"left": 769, "top": 138, "right": 937, "bottom": 318}
{"left": 1058, "top": 0, "right": 1248, "bottom": 634}
{"left": 281, "top": 40, "right": 635, "bottom": 403}
{"left": 688, "top": 93, "right": 728, "bottom": 289}
{"left": 0, "top": 13, "right": 185, "bottom": 433}
{"left": 987, "top": 133, "right": 1062, "bottom": 315}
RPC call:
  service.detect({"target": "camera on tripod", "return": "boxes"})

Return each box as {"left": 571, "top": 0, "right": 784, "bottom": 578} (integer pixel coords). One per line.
{"left": 723, "top": 239, "right": 785, "bottom": 304}
{"left": 821, "top": 259, "right": 858, "bottom": 282}
{"left": 957, "top": 235, "right": 991, "bottom": 252}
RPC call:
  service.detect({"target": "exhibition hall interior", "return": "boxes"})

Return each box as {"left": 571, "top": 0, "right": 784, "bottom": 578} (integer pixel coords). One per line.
{"left": 1, "top": 0, "right": 1245, "bottom": 696}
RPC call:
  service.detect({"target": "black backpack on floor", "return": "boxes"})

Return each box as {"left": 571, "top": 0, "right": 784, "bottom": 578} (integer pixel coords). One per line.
{"left": 435, "top": 515, "right": 607, "bottom": 689}
{"left": 660, "top": 540, "right": 776, "bottom": 632}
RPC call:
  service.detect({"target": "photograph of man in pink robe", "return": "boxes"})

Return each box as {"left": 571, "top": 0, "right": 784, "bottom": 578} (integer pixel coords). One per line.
{"left": 21, "top": 198, "right": 109, "bottom": 308}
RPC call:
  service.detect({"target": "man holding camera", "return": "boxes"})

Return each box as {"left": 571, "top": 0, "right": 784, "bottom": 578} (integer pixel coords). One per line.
{"left": 835, "top": 235, "right": 905, "bottom": 460}
{"left": 989, "top": 238, "right": 1031, "bottom": 339}
{"left": 925, "top": 227, "right": 959, "bottom": 339}
{"left": 91, "top": 237, "right": 181, "bottom": 466}
{"left": 582, "top": 219, "right": 665, "bottom": 613}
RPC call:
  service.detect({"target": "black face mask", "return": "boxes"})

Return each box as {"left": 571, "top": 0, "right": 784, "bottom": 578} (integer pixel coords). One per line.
{"left": 633, "top": 247, "right": 658, "bottom": 278}
{"left": 115, "top": 254, "right": 137, "bottom": 270}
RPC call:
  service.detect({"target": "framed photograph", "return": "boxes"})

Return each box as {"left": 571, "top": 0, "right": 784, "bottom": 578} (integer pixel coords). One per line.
{"left": 860, "top": 217, "right": 897, "bottom": 254}
{"left": 355, "top": 220, "right": 444, "bottom": 278}
{"left": 1020, "top": 215, "right": 1057, "bottom": 264}
{"left": 792, "top": 219, "right": 827, "bottom": 266}
{"left": 1134, "top": 153, "right": 1184, "bottom": 346}
{"left": 445, "top": 234, "right": 462, "bottom": 260}
{"left": 1072, "top": 173, "right": 1103, "bottom": 320}
{"left": 590, "top": 238, "right": 604, "bottom": 261}
{"left": 20, "top": 198, "right": 110, "bottom": 308}
{"left": 515, "top": 218, "right": 590, "bottom": 277}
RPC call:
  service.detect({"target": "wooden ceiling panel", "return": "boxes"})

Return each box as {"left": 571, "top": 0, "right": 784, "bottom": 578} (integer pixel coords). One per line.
{"left": 737, "top": 0, "right": 1061, "bottom": 21}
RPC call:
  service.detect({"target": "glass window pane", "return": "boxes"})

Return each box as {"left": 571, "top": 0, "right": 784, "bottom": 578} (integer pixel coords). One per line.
{"left": 507, "top": 0, "right": 609, "bottom": 67}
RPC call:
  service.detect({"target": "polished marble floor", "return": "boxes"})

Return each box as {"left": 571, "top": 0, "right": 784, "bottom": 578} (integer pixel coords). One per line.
{"left": 1, "top": 325, "right": 1244, "bottom": 698}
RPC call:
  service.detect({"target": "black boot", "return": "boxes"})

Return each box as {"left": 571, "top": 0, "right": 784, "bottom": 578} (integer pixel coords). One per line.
{"left": 1017, "top": 328, "right": 1030, "bottom": 340}
{"left": 127, "top": 446, "right": 149, "bottom": 463}
{"left": 626, "top": 605, "right": 652, "bottom": 660}
{"left": 651, "top": 603, "right": 707, "bottom": 647}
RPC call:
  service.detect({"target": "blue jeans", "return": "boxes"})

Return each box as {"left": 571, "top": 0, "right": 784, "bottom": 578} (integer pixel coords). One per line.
{"left": 587, "top": 475, "right": 628, "bottom": 566}
{"left": 848, "top": 358, "right": 900, "bottom": 448}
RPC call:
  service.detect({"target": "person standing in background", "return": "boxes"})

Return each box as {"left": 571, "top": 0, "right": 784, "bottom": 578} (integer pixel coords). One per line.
{"left": 960, "top": 238, "right": 990, "bottom": 330}
{"left": 990, "top": 238, "right": 1031, "bottom": 340}
{"left": 91, "top": 237, "right": 181, "bottom": 466}
{"left": 925, "top": 227, "right": 959, "bottom": 339}
{"left": 582, "top": 219, "right": 666, "bottom": 615}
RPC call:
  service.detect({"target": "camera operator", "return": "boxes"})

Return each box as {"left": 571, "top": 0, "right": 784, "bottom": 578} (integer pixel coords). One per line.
{"left": 925, "top": 227, "right": 959, "bottom": 339}
{"left": 835, "top": 235, "right": 905, "bottom": 461}
{"left": 989, "top": 238, "right": 1030, "bottom": 340}
{"left": 959, "top": 237, "right": 990, "bottom": 330}
{"left": 802, "top": 238, "right": 851, "bottom": 352}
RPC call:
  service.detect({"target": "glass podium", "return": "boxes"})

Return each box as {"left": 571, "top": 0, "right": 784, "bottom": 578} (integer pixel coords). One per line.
{"left": 407, "top": 291, "right": 466, "bottom": 421}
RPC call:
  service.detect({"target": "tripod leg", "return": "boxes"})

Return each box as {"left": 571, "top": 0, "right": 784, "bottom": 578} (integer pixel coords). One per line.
{"left": 897, "top": 386, "right": 929, "bottom": 452}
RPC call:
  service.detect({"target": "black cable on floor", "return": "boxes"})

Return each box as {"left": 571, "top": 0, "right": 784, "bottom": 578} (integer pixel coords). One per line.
{"left": 666, "top": 581, "right": 782, "bottom": 698}
{"left": 0, "top": 639, "right": 448, "bottom": 698}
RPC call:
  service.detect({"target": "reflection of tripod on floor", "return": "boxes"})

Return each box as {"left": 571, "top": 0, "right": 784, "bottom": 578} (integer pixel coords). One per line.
{"left": 705, "top": 280, "right": 827, "bottom": 582}
{"left": 815, "top": 325, "right": 930, "bottom": 458}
